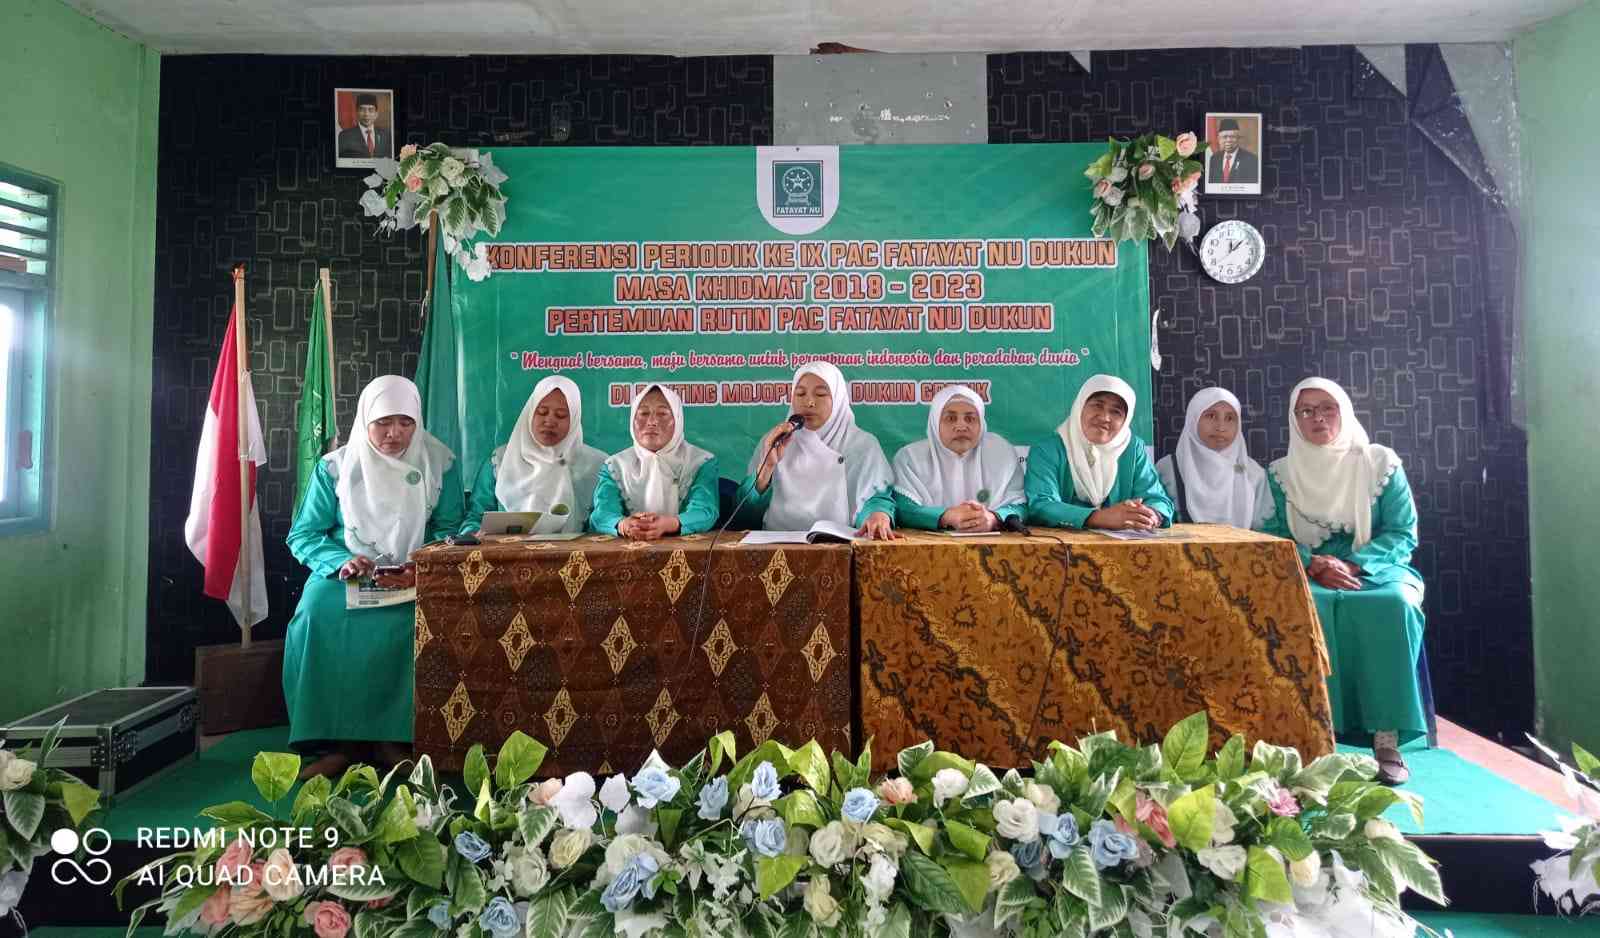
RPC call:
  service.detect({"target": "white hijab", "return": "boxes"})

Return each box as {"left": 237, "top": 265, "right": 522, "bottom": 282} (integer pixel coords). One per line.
{"left": 1172, "top": 387, "right": 1265, "bottom": 528}
{"left": 494, "top": 376, "right": 606, "bottom": 533}
{"left": 748, "top": 362, "right": 894, "bottom": 530}
{"left": 609, "top": 383, "right": 714, "bottom": 516}
{"left": 334, "top": 375, "right": 455, "bottom": 561}
{"left": 1270, "top": 377, "right": 1401, "bottom": 549}
{"left": 893, "top": 385, "right": 1023, "bottom": 510}
{"left": 1056, "top": 374, "right": 1137, "bottom": 508}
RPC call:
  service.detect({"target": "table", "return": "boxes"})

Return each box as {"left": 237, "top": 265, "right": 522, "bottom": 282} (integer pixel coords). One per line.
{"left": 855, "top": 526, "right": 1333, "bottom": 772}
{"left": 412, "top": 534, "right": 853, "bottom": 775}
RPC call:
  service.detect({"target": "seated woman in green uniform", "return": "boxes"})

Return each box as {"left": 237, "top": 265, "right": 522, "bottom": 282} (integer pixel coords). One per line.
{"left": 1260, "top": 377, "right": 1426, "bottom": 786}
{"left": 1154, "top": 386, "right": 1272, "bottom": 528}
{"left": 737, "top": 361, "right": 898, "bottom": 539}
{"left": 590, "top": 383, "right": 720, "bottom": 539}
{"left": 1024, "top": 374, "right": 1174, "bottom": 530}
{"left": 284, "top": 375, "right": 461, "bottom": 779}
{"left": 461, "top": 375, "right": 605, "bottom": 534}
{"left": 891, "top": 384, "right": 1025, "bottom": 532}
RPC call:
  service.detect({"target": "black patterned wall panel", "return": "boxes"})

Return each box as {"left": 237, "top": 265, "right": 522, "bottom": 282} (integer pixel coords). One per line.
{"left": 989, "top": 47, "right": 1532, "bottom": 738}
{"left": 147, "top": 55, "right": 773, "bottom": 685}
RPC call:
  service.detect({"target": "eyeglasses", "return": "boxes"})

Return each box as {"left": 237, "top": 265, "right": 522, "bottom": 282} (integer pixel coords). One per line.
{"left": 1293, "top": 405, "right": 1340, "bottom": 420}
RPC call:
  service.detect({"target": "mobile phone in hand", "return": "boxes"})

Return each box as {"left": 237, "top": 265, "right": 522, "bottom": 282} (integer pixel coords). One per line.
{"left": 373, "top": 563, "right": 411, "bottom": 578}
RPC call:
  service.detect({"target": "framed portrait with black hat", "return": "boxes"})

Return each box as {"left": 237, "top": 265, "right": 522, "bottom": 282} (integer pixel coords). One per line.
{"left": 335, "top": 88, "right": 395, "bottom": 169}
{"left": 1203, "top": 112, "right": 1262, "bottom": 196}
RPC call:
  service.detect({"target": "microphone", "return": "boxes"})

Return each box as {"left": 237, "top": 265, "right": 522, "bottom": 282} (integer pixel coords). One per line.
{"left": 774, "top": 413, "right": 805, "bottom": 442}
{"left": 1002, "top": 514, "right": 1028, "bottom": 534}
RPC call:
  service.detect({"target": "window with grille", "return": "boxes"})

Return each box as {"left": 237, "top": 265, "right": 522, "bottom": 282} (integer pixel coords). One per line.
{"left": 0, "top": 164, "right": 55, "bottom": 532}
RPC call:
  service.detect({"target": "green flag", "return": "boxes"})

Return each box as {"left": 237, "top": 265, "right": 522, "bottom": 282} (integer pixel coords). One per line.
{"left": 293, "top": 278, "right": 337, "bottom": 516}
{"left": 416, "top": 234, "right": 464, "bottom": 468}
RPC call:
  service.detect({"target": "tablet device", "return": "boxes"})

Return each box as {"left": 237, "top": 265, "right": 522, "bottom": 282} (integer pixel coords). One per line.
{"left": 479, "top": 511, "right": 543, "bottom": 535}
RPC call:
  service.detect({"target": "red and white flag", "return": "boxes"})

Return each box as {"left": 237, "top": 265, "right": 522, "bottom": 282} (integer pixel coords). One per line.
{"left": 184, "top": 304, "right": 268, "bottom": 627}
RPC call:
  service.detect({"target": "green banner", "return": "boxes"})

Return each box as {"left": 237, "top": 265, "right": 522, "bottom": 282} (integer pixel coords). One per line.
{"left": 452, "top": 144, "right": 1151, "bottom": 479}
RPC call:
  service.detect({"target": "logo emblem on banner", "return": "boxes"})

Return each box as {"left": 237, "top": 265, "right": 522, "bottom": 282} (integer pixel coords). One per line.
{"left": 756, "top": 146, "right": 839, "bottom": 234}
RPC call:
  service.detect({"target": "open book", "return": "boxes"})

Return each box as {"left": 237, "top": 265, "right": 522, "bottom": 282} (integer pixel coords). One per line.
{"left": 740, "top": 520, "right": 858, "bottom": 545}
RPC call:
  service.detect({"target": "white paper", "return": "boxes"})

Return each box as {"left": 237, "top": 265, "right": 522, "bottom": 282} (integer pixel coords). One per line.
{"left": 741, "top": 530, "right": 811, "bottom": 545}
{"left": 807, "top": 520, "right": 859, "bottom": 543}
{"left": 1095, "top": 528, "right": 1164, "bottom": 540}
{"left": 944, "top": 530, "right": 999, "bottom": 537}
{"left": 346, "top": 579, "right": 418, "bottom": 609}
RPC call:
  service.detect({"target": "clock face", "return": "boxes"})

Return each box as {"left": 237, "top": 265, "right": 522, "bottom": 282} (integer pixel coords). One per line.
{"left": 1199, "top": 220, "right": 1265, "bottom": 284}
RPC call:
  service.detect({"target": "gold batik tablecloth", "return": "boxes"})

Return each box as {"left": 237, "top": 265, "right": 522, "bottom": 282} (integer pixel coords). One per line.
{"left": 412, "top": 534, "right": 853, "bottom": 775}
{"left": 856, "top": 525, "right": 1333, "bottom": 771}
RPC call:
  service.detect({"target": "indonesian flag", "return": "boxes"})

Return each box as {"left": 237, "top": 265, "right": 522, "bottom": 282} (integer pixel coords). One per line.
{"left": 184, "top": 305, "right": 268, "bottom": 628}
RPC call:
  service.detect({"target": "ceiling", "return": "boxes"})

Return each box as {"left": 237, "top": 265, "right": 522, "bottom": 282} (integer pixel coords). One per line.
{"left": 61, "top": 0, "right": 1580, "bottom": 55}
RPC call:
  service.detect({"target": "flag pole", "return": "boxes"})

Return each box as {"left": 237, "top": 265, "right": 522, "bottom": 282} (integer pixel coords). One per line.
{"left": 233, "top": 264, "right": 254, "bottom": 648}
{"left": 320, "top": 267, "right": 338, "bottom": 448}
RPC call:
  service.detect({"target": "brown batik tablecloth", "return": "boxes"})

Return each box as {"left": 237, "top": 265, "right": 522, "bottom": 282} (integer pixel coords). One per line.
{"left": 856, "top": 525, "right": 1333, "bottom": 772}
{"left": 412, "top": 534, "right": 853, "bottom": 775}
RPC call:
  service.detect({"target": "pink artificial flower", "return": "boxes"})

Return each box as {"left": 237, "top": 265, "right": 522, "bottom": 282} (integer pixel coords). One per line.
{"left": 399, "top": 144, "right": 418, "bottom": 159}
{"left": 305, "top": 900, "right": 354, "bottom": 938}
{"left": 877, "top": 778, "right": 916, "bottom": 806}
{"left": 328, "top": 847, "right": 368, "bottom": 871}
{"left": 1135, "top": 794, "right": 1177, "bottom": 848}
{"left": 215, "top": 838, "right": 253, "bottom": 880}
{"left": 1093, "top": 178, "right": 1114, "bottom": 200}
{"left": 229, "top": 881, "right": 274, "bottom": 926}
{"left": 200, "top": 886, "right": 233, "bottom": 926}
{"left": 232, "top": 861, "right": 267, "bottom": 899}
{"left": 1138, "top": 163, "right": 1156, "bottom": 180}
{"left": 404, "top": 173, "right": 425, "bottom": 193}
{"left": 1175, "top": 132, "right": 1198, "bottom": 158}
{"left": 530, "top": 778, "right": 564, "bottom": 806}
{"left": 1267, "top": 786, "right": 1301, "bottom": 817}
{"left": 1114, "top": 816, "right": 1158, "bottom": 868}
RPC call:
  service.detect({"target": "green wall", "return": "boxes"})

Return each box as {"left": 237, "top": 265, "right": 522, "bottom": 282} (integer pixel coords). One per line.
{"left": 1518, "top": 0, "right": 1600, "bottom": 756}
{"left": 0, "top": 0, "right": 158, "bottom": 720}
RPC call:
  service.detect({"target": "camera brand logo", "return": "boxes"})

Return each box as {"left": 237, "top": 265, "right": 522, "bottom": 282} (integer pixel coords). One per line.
{"left": 49, "top": 828, "right": 113, "bottom": 886}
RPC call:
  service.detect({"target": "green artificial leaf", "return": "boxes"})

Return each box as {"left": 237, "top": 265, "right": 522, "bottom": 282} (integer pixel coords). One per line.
{"left": 582, "top": 913, "right": 618, "bottom": 938}
{"left": 1080, "top": 768, "right": 1122, "bottom": 819}
{"left": 1291, "top": 754, "right": 1357, "bottom": 798}
{"left": 1373, "top": 836, "right": 1446, "bottom": 905}
{"left": 1244, "top": 846, "right": 1293, "bottom": 904}
{"left": 325, "top": 796, "right": 370, "bottom": 841}
{"left": 463, "top": 744, "right": 490, "bottom": 798}
{"left": 855, "top": 737, "right": 874, "bottom": 786}
{"left": 171, "top": 882, "right": 219, "bottom": 926}
{"left": 388, "top": 921, "right": 438, "bottom": 938}
{"left": 1167, "top": 784, "right": 1216, "bottom": 852}
{"left": 2, "top": 790, "right": 45, "bottom": 840}
{"left": 1088, "top": 883, "right": 1128, "bottom": 931}
{"left": 1395, "top": 788, "right": 1425, "bottom": 827}
{"left": 755, "top": 856, "right": 807, "bottom": 900}
{"left": 743, "top": 907, "right": 781, "bottom": 938}
{"left": 1575, "top": 743, "right": 1600, "bottom": 777}
{"left": 1352, "top": 786, "right": 1401, "bottom": 822}
{"left": 941, "top": 855, "right": 989, "bottom": 913}
{"left": 1060, "top": 845, "right": 1103, "bottom": 907}
{"left": 375, "top": 785, "right": 419, "bottom": 845}
{"left": 528, "top": 888, "right": 572, "bottom": 938}
{"left": 1308, "top": 812, "right": 1357, "bottom": 840}
{"left": 200, "top": 800, "right": 273, "bottom": 829}
{"left": 777, "top": 790, "right": 827, "bottom": 829}
{"left": 727, "top": 740, "right": 793, "bottom": 794}
{"left": 291, "top": 774, "right": 332, "bottom": 824}
{"left": 658, "top": 807, "right": 683, "bottom": 848}
{"left": 886, "top": 817, "right": 936, "bottom": 855}
{"left": 897, "top": 741, "right": 934, "bottom": 780}
{"left": 900, "top": 850, "right": 972, "bottom": 915}
{"left": 1107, "top": 776, "right": 1137, "bottom": 824}
{"left": 394, "top": 835, "right": 446, "bottom": 888}
{"left": 494, "top": 732, "right": 547, "bottom": 791}
{"left": 519, "top": 805, "right": 557, "bottom": 849}
{"left": 328, "top": 874, "right": 401, "bottom": 903}
{"left": 1349, "top": 846, "right": 1399, "bottom": 904}
{"left": 333, "top": 763, "right": 381, "bottom": 797}
{"left": 1156, "top": 135, "right": 1178, "bottom": 160}
{"left": 1250, "top": 740, "right": 1303, "bottom": 779}
{"left": 708, "top": 730, "right": 737, "bottom": 775}
{"left": 1223, "top": 898, "right": 1268, "bottom": 938}
{"left": 252, "top": 752, "right": 301, "bottom": 803}
{"left": 789, "top": 741, "right": 831, "bottom": 794}
{"left": 993, "top": 876, "right": 1037, "bottom": 932}
{"left": 777, "top": 915, "right": 813, "bottom": 938}
{"left": 59, "top": 781, "right": 99, "bottom": 827}
{"left": 1264, "top": 816, "right": 1314, "bottom": 861}
{"left": 964, "top": 763, "right": 1003, "bottom": 803}
{"left": 447, "top": 853, "right": 488, "bottom": 914}
{"left": 944, "top": 820, "right": 990, "bottom": 861}
{"left": 881, "top": 902, "right": 913, "bottom": 938}
{"left": 474, "top": 779, "right": 494, "bottom": 823}
{"left": 406, "top": 754, "right": 437, "bottom": 799}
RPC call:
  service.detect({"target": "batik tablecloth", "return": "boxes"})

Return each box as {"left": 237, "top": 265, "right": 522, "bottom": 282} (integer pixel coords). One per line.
{"left": 856, "top": 525, "right": 1333, "bottom": 771}
{"left": 413, "top": 534, "right": 853, "bottom": 775}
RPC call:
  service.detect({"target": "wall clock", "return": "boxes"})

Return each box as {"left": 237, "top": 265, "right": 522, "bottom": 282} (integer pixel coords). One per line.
{"left": 1199, "top": 219, "right": 1265, "bottom": 284}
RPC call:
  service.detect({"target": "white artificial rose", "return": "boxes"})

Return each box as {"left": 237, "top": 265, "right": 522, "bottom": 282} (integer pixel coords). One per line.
{"left": 734, "top": 783, "right": 774, "bottom": 819}
{"left": 931, "top": 768, "right": 970, "bottom": 806}
{"left": 862, "top": 853, "right": 897, "bottom": 903}
{"left": 262, "top": 848, "right": 304, "bottom": 901}
{"left": 549, "top": 828, "right": 592, "bottom": 869}
{"left": 1364, "top": 819, "right": 1402, "bottom": 842}
{"left": 440, "top": 157, "right": 466, "bottom": 185}
{"left": 1212, "top": 800, "right": 1238, "bottom": 845}
{"left": 859, "top": 823, "right": 908, "bottom": 858}
{"left": 0, "top": 755, "right": 35, "bottom": 792}
{"left": 1197, "top": 846, "right": 1248, "bottom": 882}
{"left": 986, "top": 850, "right": 1021, "bottom": 890}
{"left": 1289, "top": 852, "right": 1322, "bottom": 887}
{"left": 604, "top": 834, "right": 662, "bottom": 878}
{"left": 600, "top": 774, "right": 632, "bottom": 813}
{"left": 992, "top": 798, "right": 1040, "bottom": 843}
{"left": 1022, "top": 782, "right": 1060, "bottom": 816}
{"left": 810, "top": 821, "right": 852, "bottom": 867}
{"left": 507, "top": 846, "right": 550, "bottom": 895}
{"left": 803, "top": 877, "right": 842, "bottom": 927}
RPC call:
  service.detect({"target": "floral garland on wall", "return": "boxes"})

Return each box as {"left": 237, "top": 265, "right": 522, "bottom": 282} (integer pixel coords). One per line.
{"left": 359, "top": 143, "right": 509, "bottom": 282}
{"left": 1083, "top": 132, "right": 1206, "bottom": 251}
{"left": 122, "top": 712, "right": 1443, "bottom": 938}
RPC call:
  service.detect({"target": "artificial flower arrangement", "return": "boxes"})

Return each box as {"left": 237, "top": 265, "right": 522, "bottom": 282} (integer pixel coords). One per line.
{"left": 359, "top": 142, "right": 509, "bottom": 282}
{"left": 121, "top": 711, "right": 1444, "bottom": 938}
{"left": 1083, "top": 132, "right": 1207, "bottom": 251}
{"left": 1528, "top": 736, "right": 1600, "bottom": 915}
{"left": 0, "top": 719, "right": 103, "bottom": 930}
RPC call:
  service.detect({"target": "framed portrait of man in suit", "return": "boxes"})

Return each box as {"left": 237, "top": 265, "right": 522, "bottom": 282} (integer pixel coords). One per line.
{"left": 1204, "top": 112, "right": 1262, "bottom": 196}
{"left": 334, "top": 88, "right": 395, "bottom": 169}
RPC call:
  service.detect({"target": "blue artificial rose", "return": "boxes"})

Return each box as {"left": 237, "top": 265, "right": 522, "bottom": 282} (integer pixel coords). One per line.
{"left": 740, "top": 817, "right": 789, "bottom": 858}
{"left": 478, "top": 896, "right": 522, "bottom": 938}
{"left": 697, "top": 776, "right": 730, "bottom": 820}
{"left": 841, "top": 787, "right": 880, "bottom": 823}
{"left": 751, "top": 761, "right": 781, "bottom": 801}
{"left": 454, "top": 831, "right": 493, "bottom": 863}
{"left": 601, "top": 852, "right": 661, "bottom": 912}
{"left": 1088, "top": 819, "right": 1140, "bottom": 870}
{"left": 1009, "top": 838, "right": 1044, "bottom": 871}
{"left": 427, "top": 902, "right": 452, "bottom": 930}
{"left": 632, "top": 766, "right": 682, "bottom": 809}
{"left": 1041, "top": 812, "right": 1081, "bottom": 860}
